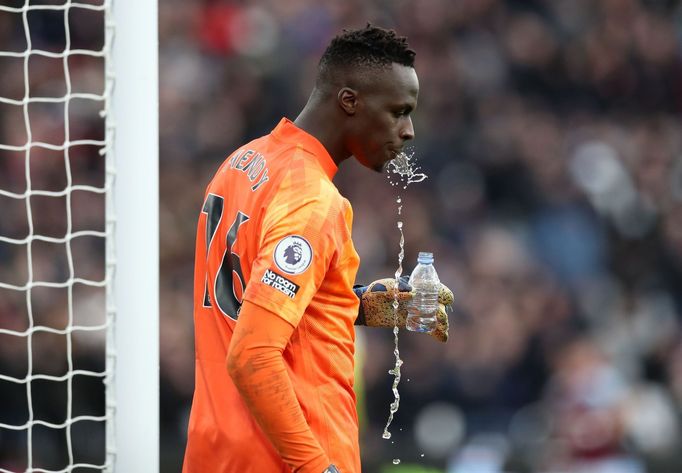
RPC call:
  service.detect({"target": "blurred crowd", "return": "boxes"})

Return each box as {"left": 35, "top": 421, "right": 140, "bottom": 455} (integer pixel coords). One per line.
{"left": 2, "top": 0, "right": 682, "bottom": 472}
{"left": 159, "top": 1, "right": 682, "bottom": 472}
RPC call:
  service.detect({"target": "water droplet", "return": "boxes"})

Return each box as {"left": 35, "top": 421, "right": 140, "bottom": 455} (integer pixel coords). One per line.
{"left": 392, "top": 459, "right": 401, "bottom": 465}
{"left": 382, "top": 430, "right": 392, "bottom": 439}
{"left": 420, "top": 453, "right": 425, "bottom": 458}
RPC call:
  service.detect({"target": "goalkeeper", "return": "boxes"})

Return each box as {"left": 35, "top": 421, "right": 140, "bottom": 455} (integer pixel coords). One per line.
{"left": 183, "top": 25, "right": 453, "bottom": 473}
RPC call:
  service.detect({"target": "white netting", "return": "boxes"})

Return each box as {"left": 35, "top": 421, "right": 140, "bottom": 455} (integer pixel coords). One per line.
{"left": 0, "top": 1, "right": 113, "bottom": 471}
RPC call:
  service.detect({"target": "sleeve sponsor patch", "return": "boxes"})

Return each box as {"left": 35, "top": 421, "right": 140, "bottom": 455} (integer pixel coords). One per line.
{"left": 261, "top": 269, "right": 300, "bottom": 299}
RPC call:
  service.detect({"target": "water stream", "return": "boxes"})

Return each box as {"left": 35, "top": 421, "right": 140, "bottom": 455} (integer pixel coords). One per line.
{"left": 381, "top": 149, "right": 428, "bottom": 453}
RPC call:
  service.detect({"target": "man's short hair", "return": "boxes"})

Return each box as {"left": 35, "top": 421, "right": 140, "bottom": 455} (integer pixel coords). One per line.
{"left": 317, "top": 25, "right": 415, "bottom": 85}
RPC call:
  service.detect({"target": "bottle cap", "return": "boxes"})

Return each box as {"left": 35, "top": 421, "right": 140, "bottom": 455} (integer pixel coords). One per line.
{"left": 417, "top": 252, "right": 434, "bottom": 264}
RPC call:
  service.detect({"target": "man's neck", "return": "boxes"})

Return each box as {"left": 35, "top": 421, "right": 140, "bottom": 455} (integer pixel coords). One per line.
{"left": 294, "top": 94, "right": 350, "bottom": 166}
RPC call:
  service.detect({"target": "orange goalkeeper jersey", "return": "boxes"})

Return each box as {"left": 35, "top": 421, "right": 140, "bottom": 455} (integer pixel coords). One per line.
{"left": 183, "top": 118, "right": 361, "bottom": 472}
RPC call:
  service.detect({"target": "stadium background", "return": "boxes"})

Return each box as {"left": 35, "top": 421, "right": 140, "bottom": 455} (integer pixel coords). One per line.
{"left": 2, "top": 0, "right": 682, "bottom": 472}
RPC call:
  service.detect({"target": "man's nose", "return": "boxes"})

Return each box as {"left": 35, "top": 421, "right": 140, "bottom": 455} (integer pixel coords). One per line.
{"left": 400, "top": 116, "right": 415, "bottom": 141}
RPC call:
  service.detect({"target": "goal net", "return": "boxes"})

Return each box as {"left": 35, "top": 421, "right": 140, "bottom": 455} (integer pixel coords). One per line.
{"left": 0, "top": 0, "right": 158, "bottom": 472}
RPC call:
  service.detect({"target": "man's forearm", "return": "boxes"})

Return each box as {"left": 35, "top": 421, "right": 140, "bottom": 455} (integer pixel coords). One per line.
{"left": 227, "top": 301, "right": 330, "bottom": 473}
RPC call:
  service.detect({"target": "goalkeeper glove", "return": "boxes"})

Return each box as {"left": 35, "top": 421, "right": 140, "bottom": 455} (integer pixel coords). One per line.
{"left": 353, "top": 276, "right": 454, "bottom": 343}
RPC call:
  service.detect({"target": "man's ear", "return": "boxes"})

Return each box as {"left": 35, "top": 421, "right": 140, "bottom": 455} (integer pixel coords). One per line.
{"left": 338, "top": 87, "right": 358, "bottom": 116}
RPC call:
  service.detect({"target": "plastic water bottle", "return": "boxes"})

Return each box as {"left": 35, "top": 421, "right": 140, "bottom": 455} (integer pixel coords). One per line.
{"left": 406, "top": 252, "right": 440, "bottom": 333}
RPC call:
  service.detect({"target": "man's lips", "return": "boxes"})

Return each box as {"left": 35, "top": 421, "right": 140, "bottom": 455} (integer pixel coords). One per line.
{"left": 388, "top": 147, "right": 404, "bottom": 159}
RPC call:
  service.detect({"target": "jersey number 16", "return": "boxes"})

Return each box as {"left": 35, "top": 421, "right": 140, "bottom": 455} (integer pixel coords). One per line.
{"left": 201, "top": 193, "right": 249, "bottom": 321}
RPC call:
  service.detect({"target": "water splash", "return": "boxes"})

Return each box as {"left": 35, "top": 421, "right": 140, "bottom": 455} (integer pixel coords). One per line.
{"left": 382, "top": 148, "right": 428, "bottom": 442}
{"left": 387, "top": 148, "right": 428, "bottom": 189}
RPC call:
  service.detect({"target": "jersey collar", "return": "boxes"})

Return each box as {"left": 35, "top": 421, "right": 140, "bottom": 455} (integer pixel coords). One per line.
{"left": 271, "top": 118, "right": 338, "bottom": 180}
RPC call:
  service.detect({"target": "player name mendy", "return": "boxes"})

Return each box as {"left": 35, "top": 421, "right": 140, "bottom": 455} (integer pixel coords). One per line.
{"left": 226, "top": 148, "right": 270, "bottom": 191}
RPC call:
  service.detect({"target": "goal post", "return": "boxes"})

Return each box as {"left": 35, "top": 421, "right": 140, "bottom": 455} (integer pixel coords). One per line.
{"left": 108, "top": 0, "right": 159, "bottom": 471}
{"left": 0, "top": 0, "right": 158, "bottom": 470}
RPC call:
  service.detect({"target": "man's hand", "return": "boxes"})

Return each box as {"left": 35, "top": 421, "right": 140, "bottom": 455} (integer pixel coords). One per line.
{"left": 353, "top": 277, "right": 454, "bottom": 342}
